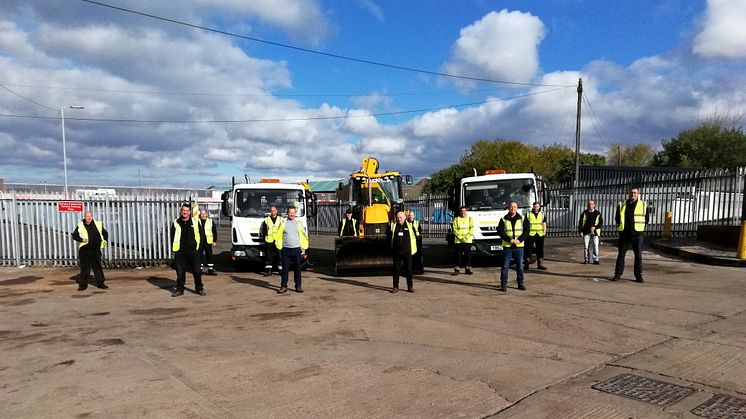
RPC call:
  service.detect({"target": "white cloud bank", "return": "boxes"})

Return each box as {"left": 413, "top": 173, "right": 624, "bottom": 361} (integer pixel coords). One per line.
{"left": 693, "top": 0, "right": 746, "bottom": 59}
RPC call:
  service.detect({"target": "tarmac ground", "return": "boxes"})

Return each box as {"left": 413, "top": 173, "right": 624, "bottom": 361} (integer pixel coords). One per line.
{"left": 1, "top": 235, "right": 745, "bottom": 418}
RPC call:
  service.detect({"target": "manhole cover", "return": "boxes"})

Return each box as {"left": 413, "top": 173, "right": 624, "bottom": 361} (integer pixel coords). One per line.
{"left": 692, "top": 393, "right": 746, "bottom": 419}
{"left": 592, "top": 373, "right": 694, "bottom": 407}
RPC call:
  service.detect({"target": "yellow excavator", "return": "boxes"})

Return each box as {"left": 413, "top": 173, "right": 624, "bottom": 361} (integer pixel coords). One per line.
{"left": 334, "top": 157, "right": 407, "bottom": 275}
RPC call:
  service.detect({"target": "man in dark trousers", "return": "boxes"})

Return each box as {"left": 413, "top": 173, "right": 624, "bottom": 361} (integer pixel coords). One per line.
{"left": 523, "top": 201, "right": 547, "bottom": 271}
{"left": 451, "top": 206, "right": 474, "bottom": 275}
{"left": 613, "top": 187, "right": 649, "bottom": 283}
{"left": 170, "top": 203, "right": 205, "bottom": 297}
{"left": 198, "top": 209, "right": 217, "bottom": 275}
{"left": 338, "top": 208, "right": 357, "bottom": 237}
{"left": 275, "top": 206, "right": 309, "bottom": 294}
{"left": 262, "top": 205, "right": 283, "bottom": 276}
{"left": 388, "top": 210, "right": 417, "bottom": 293}
{"left": 408, "top": 211, "right": 424, "bottom": 275}
{"left": 578, "top": 199, "right": 603, "bottom": 264}
{"left": 497, "top": 201, "right": 529, "bottom": 292}
{"left": 72, "top": 211, "right": 108, "bottom": 291}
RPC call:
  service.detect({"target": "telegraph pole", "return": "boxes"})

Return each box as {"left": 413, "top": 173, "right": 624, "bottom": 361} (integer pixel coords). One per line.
{"left": 574, "top": 78, "right": 583, "bottom": 188}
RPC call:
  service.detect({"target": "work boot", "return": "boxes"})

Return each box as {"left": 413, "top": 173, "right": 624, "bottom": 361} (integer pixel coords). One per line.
{"left": 263, "top": 265, "right": 273, "bottom": 276}
{"left": 197, "top": 289, "right": 206, "bottom": 296}
{"left": 517, "top": 283, "right": 527, "bottom": 291}
{"left": 277, "top": 287, "right": 287, "bottom": 294}
{"left": 207, "top": 265, "right": 216, "bottom": 275}
{"left": 635, "top": 277, "right": 645, "bottom": 283}
{"left": 295, "top": 286, "right": 304, "bottom": 293}
{"left": 171, "top": 289, "right": 184, "bottom": 297}
{"left": 77, "top": 284, "right": 87, "bottom": 291}
{"left": 451, "top": 268, "right": 459, "bottom": 276}
{"left": 499, "top": 283, "right": 507, "bottom": 292}
{"left": 593, "top": 261, "right": 600, "bottom": 265}
{"left": 611, "top": 276, "right": 620, "bottom": 282}
{"left": 465, "top": 267, "right": 473, "bottom": 275}
{"left": 96, "top": 282, "right": 109, "bottom": 289}
{"left": 390, "top": 287, "right": 399, "bottom": 293}
{"left": 537, "top": 259, "right": 547, "bottom": 270}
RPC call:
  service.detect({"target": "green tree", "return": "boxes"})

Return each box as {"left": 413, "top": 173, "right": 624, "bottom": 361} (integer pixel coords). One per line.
{"left": 607, "top": 144, "right": 655, "bottom": 166}
{"left": 652, "top": 123, "right": 746, "bottom": 168}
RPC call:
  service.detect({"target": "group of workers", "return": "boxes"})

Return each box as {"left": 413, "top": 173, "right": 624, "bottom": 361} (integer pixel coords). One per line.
{"left": 71, "top": 187, "right": 648, "bottom": 295}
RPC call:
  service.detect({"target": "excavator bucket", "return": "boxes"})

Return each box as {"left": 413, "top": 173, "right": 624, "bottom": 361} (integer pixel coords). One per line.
{"left": 334, "top": 236, "right": 392, "bottom": 276}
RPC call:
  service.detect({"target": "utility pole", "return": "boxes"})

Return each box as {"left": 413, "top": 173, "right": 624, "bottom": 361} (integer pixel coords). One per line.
{"left": 574, "top": 78, "right": 583, "bottom": 188}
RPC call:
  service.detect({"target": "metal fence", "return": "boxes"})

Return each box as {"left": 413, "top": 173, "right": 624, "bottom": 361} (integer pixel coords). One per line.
{"left": 309, "top": 167, "right": 745, "bottom": 240}
{"left": 0, "top": 192, "right": 190, "bottom": 267}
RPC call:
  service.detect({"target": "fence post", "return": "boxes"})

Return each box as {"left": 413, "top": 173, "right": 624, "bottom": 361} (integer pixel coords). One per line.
{"left": 738, "top": 170, "right": 746, "bottom": 260}
{"left": 12, "top": 193, "right": 21, "bottom": 266}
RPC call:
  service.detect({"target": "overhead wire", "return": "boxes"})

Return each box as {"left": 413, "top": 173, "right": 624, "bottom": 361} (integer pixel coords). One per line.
{"left": 582, "top": 92, "right": 612, "bottom": 150}
{"left": 0, "top": 82, "right": 58, "bottom": 112}
{"left": 0, "top": 86, "right": 572, "bottom": 124}
{"left": 78, "top": 0, "right": 573, "bottom": 88}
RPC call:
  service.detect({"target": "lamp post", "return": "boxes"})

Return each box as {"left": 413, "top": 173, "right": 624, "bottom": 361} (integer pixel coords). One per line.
{"left": 60, "top": 105, "right": 86, "bottom": 197}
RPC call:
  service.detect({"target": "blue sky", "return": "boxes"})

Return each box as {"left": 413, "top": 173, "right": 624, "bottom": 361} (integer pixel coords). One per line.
{"left": 0, "top": 0, "right": 744, "bottom": 188}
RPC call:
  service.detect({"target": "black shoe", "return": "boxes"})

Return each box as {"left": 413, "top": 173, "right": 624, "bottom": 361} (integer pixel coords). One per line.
{"left": 611, "top": 276, "right": 620, "bottom": 282}
{"left": 583, "top": 260, "right": 589, "bottom": 264}
{"left": 208, "top": 270, "right": 216, "bottom": 276}
{"left": 537, "top": 265, "right": 547, "bottom": 271}
{"left": 593, "top": 261, "right": 600, "bottom": 265}
{"left": 635, "top": 277, "right": 644, "bottom": 283}
{"left": 277, "top": 287, "right": 287, "bottom": 294}
{"left": 390, "top": 287, "right": 399, "bottom": 293}
{"left": 524, "top": 263, "right": 530, "bottom": 271}
{"left": 197, "top": 290, "right": 206, "bottom": 296}
{"left": 451, "top": 269, "right": 459, "bottom": 276}
{"left": 407, "top": 288, "right": 414, "bottom": 293}
{"left": 77, "top": 285, "right": 87, "bottom": 291}
{"left": 499, "top": 284, "right": 507, "bottom": 292}
{"left": 465, "top": 269, "right": 473, "bottom": 275}
{"left": 171, "top": 290, "right": 184, "bottom": 297}
{"left": 295, "top": 287, "right": 304, "bottom": 293}
{"left": 517, "top": 283, "right": 526, "bottom": 291}
{"left": 96, "top": 283, "right": 108, "bottom": 289}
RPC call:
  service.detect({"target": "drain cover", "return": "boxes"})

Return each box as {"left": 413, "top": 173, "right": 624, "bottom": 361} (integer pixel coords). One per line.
{"left": 592, "top": 373, "right": 694, "bottom": 407}
{"left": 692, "top": 393, "right": 746, "bottom": 419}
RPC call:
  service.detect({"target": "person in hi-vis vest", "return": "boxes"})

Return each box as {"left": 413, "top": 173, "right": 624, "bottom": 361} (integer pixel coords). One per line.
{"left": 338, "top": 208, "right": 358, "bottom": 237}
{"left": 275, "top": 206, "right": 309, "bottom": 294}
{"left": 71, "top": 211, "right": 108, "bottom": 291}
{"left": 262, "top": 205, "right": 284, "bottom": 276}
{"left": 523, "top": 201, "right": 547, "bottom": 271}
{"left": 407, "top": 211, "right": 424, "bottom": 275}
{"left": 451, "top": 206, "right": 474, "bottom": 275}
{"left": 388, "top": 210, "right": 417, "bottom": 293}
{"left": 497, "top": 201, "right": 529, "bottom": 292}
{"left": 198, "top": 209, "right": 218, "bottom": 275}
{"left": 170, "top": 203, "right": 205, "bottom": 297}
{"left": 613, "top": 187, "right": 649, "bottom": 283}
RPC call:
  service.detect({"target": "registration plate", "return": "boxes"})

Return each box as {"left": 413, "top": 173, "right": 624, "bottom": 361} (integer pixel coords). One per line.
{"left": 490, "top": 245, "right": 503, "bottom": 251}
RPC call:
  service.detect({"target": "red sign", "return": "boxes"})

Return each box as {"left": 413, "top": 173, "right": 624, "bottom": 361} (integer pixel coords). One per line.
{"left": 58, "top": 201, "right": 85, "bottom": 212}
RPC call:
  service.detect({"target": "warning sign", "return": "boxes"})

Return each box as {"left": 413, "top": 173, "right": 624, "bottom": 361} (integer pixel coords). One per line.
{"left": 58, "top": 201, "right": 84, "bottom": 212}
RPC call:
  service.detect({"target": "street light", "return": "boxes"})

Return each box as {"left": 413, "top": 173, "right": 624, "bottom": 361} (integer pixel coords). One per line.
{"left": 60, "top": 105, "right": 86, "bottom": 197}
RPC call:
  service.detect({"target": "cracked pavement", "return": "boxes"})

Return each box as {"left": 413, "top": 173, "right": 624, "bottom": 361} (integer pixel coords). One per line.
{"left": 1, "top": 236, "right": 744, "bottom": 418}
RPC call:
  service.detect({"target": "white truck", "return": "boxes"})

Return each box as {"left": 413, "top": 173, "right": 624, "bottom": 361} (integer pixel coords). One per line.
{"left": 221, "top": 179, "right": 315, "bottom": 269}
{"left": 448, "top": 170, "right": 545, "bottom": 257}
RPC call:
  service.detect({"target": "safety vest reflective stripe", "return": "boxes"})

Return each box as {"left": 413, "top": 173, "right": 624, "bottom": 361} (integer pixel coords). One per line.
{"left": 274, "top": 221, "right": 309, "bottom": 250}
{"left": 582, "top": 212, "right": 602, "bottom": 236}
{"left": 527, "top": 211, "right": 545, "bottom": 237}
{"left": 204, "top": 218, "right": 214, "bottom": 244}
{"left": 264, "top": 216, "right": 283, "bottom": 243}
{"left": 618, "top": 200, "right": 647, "bottom": 232}
{"left": 172, "top": 218, "right": 201, "bottom": 252}
{"left": 452, "top": 216, "right": 474, "bottom": 244}
{"left": 340, "top": 218, "right": 357, "bottom": 237}
{"left": 502, "top": 216, "right": 525, "bottom": 248}
{"left": 412, "top": 220, "right": 420, "bottom": 237}
{"left": 77, "top": 221, "right": 106, "bottom": 249}
{"left": 390, "top": 221, "right": 417, "bottom": 255}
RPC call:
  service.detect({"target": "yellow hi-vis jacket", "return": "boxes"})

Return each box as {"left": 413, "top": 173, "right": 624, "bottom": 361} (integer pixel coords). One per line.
{"left": 264, "top": 216, "right": 284, "bottom": 243}
{"left": 76, "top": 220, "right": 106, "bottom": 249}
{"left": 501, "top": 215, "right": 525, "bottom": 248}
{"left": 452, "top": 216, "right": 474, "bottom": 244}
{"left": 526, "top": 211, "right": 545, "bottom": 237}
{"left": 390, "top": 221, "right": 417, "bottom": 255}
{"left": 274, "top": 220, "right": 309, "bottom": 250}
{"left": 618, "top": 200, "right": 647, "bottom": 232}
{"left": 172, "top": 218, "right": 201, "bottom": 252}
{"left": 202, "top": 218, "right": 214, "bottom": 244}
{"left": 340, "top": 218, "right": 358, "bottom": 237}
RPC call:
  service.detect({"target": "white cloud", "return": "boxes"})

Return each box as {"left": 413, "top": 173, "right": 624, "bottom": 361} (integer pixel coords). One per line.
{"left": 358, "top": 0, "right": 384, "bottom": 22}
{"left": 441, "top": 10, "right": 545, "bottom": 89}
{"left": 693, "top": 0, "right": 746, "bottom": 59}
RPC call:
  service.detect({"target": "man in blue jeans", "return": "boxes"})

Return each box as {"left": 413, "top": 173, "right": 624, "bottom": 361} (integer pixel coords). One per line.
{"left": 274, "top": 206, "right": 309, "bottom": 294}
{"left": 497, "top": 201, "right": 529, "bottom": 292}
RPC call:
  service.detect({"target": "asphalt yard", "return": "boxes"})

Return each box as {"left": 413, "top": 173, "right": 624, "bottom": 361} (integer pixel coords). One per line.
{"left": 1, "top": 236, "right": 745, "bottom": 418}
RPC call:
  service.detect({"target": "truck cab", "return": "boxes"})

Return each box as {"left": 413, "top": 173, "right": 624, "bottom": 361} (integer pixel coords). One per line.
{"left": 222, "top": 180, "right": 315, "bottom": 269}
{"left": 449, "top": 170, "right": 543, "bottom": 257}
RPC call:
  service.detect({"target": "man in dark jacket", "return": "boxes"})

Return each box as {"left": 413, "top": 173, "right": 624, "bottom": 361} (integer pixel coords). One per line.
{"left": 578, "top": 199, "right": 603, "bottom": 264}
{"left": 497, "top": 201, "right": 529, "bottom": 292}
{"left": 338, "top": 208, "right": 357, "bottom": 237}
{"left": 613, "top": 187, "right": 649, "bottom": 283}
{"left": 388, "top": 210, "right": 416, "bottom": 293}
{"left": 198, "top": 209, "right": 217, "bottom": 275}
{"left": 72, "top": 211, "right": 108, "bottom": 291}
{"left": 408, "top": 211, "right": 424, "bottom": 275}
{"left": 170, "top": 204, "right": 204, "bottom": 297}
{"left": 262, "top": 205, "right": 283, "bottom": 276}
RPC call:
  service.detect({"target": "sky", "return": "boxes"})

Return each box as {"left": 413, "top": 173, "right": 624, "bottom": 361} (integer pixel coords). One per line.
{"left": 1, "top": 0, "right": 745, "bottom": 188}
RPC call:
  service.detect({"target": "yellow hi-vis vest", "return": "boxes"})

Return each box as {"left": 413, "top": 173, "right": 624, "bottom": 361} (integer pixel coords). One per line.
{"left": 274, "top": 220, "right": 309, "bottom": 250}
{"left": 172, "top": 218, "right": 201, "bottom": 252}
{"left": 618, "top": 200, "right": 647, "bottom": 232}
{"left": 202, "top": 218, "right": 214, "bottom": 244}
{"left": 452, "top": 216, "right": 474, "bottom": 244}
{"left": 264, "top": 216, "right": 283, "bottom": 243}
{"left": 77, "top": 220, "right": 106, "bottom": 249}
{"left": 502, "top": 215, "right": 525, "bottom": 248}
{"left": 411, "top": 220, "right": 420, "bottom": 237}
{"left": 581, "top": 211, "right": 602, "bottom": 236}
{"left": 390, "top": 221, "right": 417, "bottom": 255}
{"left": 340, "top": 218, "right": 358, "bottom": 237}
{"left": 527, "top": 211, "right": 545, "bottom": 237}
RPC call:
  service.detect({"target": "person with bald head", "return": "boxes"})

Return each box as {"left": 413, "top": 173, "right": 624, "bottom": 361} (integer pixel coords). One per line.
{"left": 72, "top": 210, "right": 109, "bottom": 291}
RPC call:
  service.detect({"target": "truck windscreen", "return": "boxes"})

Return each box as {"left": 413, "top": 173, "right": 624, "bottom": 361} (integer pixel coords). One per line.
{"left": 234, "top": 189, "right": 305, "bottom": 217}
{"left": 463, "top": 179, "right": 535, "bottom": 210}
